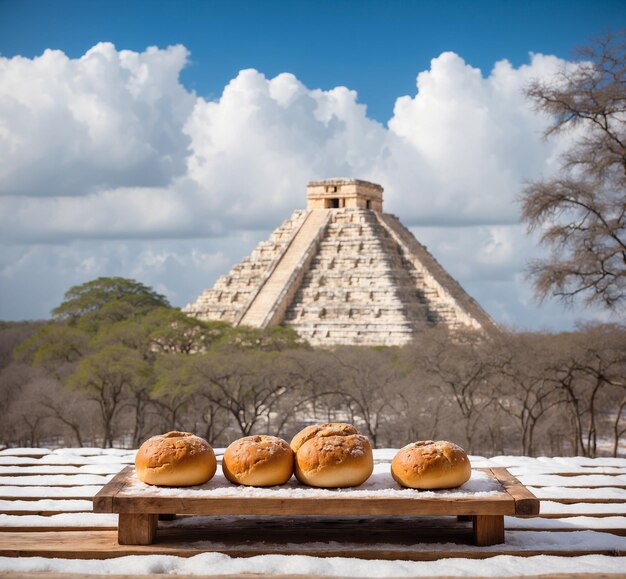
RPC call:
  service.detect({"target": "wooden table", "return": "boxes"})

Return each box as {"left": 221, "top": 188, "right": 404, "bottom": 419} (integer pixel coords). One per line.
{"left": 93, "top": 466, "right": 539, "bottom": 550}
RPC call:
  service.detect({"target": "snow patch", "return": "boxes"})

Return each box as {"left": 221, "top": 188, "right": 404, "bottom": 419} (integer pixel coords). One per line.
{"left": 0, "top": 553, "right": 624, "bottom": 577}
{"left": 0, "top": 512, "right": 117, "bottom": 527}
{"left": 0, "top": 485, "right": 101, "bottom": 498}
{"left": 0, "top": 499, "right": 93, "bottom": 512}
{"left": 0, "top": 474, "right": 113, "bottom": 486}
{"left": 123, "top": 463, "right": 503, "bottom": 499}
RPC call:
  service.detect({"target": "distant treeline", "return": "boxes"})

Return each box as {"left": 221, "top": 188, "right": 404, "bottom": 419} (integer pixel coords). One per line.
{"left": 1, "top": 277, "right": 625, "bottom": 457}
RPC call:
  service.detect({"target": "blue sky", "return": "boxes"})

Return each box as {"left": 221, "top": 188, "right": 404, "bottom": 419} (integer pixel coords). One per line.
{"left": 2, "top": 0, "right": 624, "bottom": 122}
{"left": 0, "top": 0, "right": 624, "bottom": 328}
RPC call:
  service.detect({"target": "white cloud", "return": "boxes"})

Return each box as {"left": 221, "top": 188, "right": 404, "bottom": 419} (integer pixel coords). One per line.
{"left": 0, "top": 44, "right": 605, "bottom": 329}
{"left": 0, "top": 42, "right": 194, "bottom": 198}
{"left": 382, "top": 52, "right": 569, "bottom": 226}
{"left": 184, "top": 69, "right": 387, "bottom": 229}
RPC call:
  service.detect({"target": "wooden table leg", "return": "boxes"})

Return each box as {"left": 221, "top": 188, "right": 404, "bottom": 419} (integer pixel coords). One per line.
{"left": 472, "top": 515, "right": 504, "bottom": 546}
{"left": 118, "top": 513, "right": 157, "bottom": 545}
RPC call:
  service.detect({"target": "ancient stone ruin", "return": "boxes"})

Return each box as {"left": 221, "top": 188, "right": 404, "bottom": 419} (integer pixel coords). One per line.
{"left": 185, "top": 179, "right": 496, "bottom": 346}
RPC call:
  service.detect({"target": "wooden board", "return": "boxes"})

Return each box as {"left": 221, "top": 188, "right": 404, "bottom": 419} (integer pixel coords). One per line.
{"left": 91, "top": 467, "right": 539, "bottom": 547}
{"left": 2, "top": 513, "right": 625, "bottom": 537}
{"left": 0, "top": 528, "right": 622, "bottom": 560}
{"left": 94, "top": 467, "right": 537, "bottom": 517}
{"left": 0, "top": 494, "right": 97, "bottom": 501}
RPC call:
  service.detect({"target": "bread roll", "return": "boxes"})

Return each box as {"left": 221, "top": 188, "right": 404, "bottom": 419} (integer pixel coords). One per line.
{"left": 135, "top": 431, "right": 217, "bottom": 487}
{"left": 291, "top": 423, "right": 373, "bottom": 488}
{"left": 290, "top": 422, "right": 359, "bottom": 453}
{"left": 391, "top": 440, "right": 471, "bottom": 489}
{"left": 222, "top": 435, "right": 294, "bottom": 486}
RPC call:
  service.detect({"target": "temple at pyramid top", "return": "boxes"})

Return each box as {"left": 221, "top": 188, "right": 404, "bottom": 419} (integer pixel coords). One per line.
{"left": 185, "top": 179, "right": 497, "bottom": 346}
{"left": 306, "top": 178, "right": 384, "bottom": 211}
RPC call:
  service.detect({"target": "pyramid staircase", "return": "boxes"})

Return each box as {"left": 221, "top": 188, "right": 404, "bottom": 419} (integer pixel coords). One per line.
{"left": 185, "top": 179, "right": 496, "bottom": 346}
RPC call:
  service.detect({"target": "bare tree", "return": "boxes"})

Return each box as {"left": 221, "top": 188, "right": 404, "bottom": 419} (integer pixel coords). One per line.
{"left": 328, "top": 347, "right": 404, "bottom": 447}
{"left": 66, "top": 345, "right": 146, "bottom": 447}
{"left": 613, "top": 394, "right": 626, "bottom": 457}
{"left": 394, "top": 364, "right": 447, "bottom": 445}
{"left": 39, "top": 378, "right": 96, "bottom": 447}
{"left": 546, "top": 325, "right": 626, "bottom": 457}
{"left": 192, "top": 349, "right": 300, "bottom": 437}
{"left": 413, "top": 329, "right": 494, "bottom": 453}
{"left": 521, "top": 31, "right": 626, "bottom": 309}
{"left": 572, "top": 324, "right": 626, "bottom": 456}
{"left": 493, "top": 333, "right": 564, "bottom": 455}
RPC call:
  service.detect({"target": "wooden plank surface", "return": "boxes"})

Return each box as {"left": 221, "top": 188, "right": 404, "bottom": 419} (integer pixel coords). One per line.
{"left": 0, "top": 529, "right": 623, "bottom": 560}
{"left": 491, "top": 468, "right": 540, "bottom": 515}
{"left": 118, "top": 513, "right": 157, "bottom": 545}
{"left": 93, "top": 468, "right": 133, "bottom": 512}
{"left": 472, "top": 515, "right": 504, "bottom": 546}
{"left": 0, "top": 450, "right": 50, "bottom": 458}
{"left": 541, "top": 498, "right": 626, "bottom": 504}
{"left": 1, "top": 515, "right": 625, "bottom": 537}
{"left": 96, "top": 467, "right": 516, "bottom": 517}
{"left": 111, "top": 494, "right": 515, "bottom": 516}
{"left": 1, "top": 450, "right": 626, "bottom": 570}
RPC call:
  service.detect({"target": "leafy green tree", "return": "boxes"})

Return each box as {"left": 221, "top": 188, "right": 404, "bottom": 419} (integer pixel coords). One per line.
{"left": 15, "top": 324, "right": 90, "bottom": 379}
{"left": 151, "top": 354, "right": 199, "bottom": 432}
{"left": 53, "top": 277, "right": 170, "bottom": 332}
{"left": 145, "top": 308, "right": 231, "bottom": 354}
{"left": 218, "top": 324, "right": 307, "bottom": 351}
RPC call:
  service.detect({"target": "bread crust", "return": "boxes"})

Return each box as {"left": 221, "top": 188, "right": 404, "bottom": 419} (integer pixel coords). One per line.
{"left": 135, "top": 431, "right": 217, "bottom": 487}
{"left": 291, "top": 423, "right": 373, "bottom": 488}
{"left": 290, "top": 423, "right": 360, "bottom": 453}
{"left": 222, "top": 435, "right": 294, "bottom": 486}
{"left": 391, "top": 440, "right": 471, "bottom": 490}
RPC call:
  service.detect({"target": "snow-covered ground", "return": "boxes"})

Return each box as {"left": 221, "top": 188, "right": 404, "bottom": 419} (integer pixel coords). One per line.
{"left": 0, "top": 448, "right": 624, "bottom": 577}
{"left": 1, "top": 553, "right": 625, "bottom": 577}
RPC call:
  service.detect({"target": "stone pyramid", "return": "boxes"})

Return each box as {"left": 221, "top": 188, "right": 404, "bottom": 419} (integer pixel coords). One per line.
{"left": 185, "top": 179, "right": 496, "bottom": 346}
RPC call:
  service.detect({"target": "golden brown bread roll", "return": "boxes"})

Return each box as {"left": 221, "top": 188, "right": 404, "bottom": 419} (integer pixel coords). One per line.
{"left": 222, "top": 435, "right": 294, "bottom": 486}
{"left": 290, "top": 422, "right": 359, "bottom": 453}
{"left": 391, "top": 440, "right": 471, "bottom": 489}
{"left": 291, "top": 423, "right": 373, "bottom": 488}
{"left": 135, "top": 431, "right": 217, "bottom": 486}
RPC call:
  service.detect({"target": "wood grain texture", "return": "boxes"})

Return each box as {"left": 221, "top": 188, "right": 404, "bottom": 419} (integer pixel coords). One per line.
{"left": 547, "top": 498, "right": 626, "bottom": 504}
{"left": 519, "top": 512, "right": 626, "bottom": 519}
{"left": 0, "top": 528, "right": 623, "bottom": 560}
{"left": 97, "top": 467, "right": 517, "bottom": 517}
{"left": 93, "top": 467, "right": 133, "bottom": 512}
{"left": 472, "top": 515, "right": 505, "bottom": 546}
{"left": 111, "top": 495, "right": 516, "bottom": 516}
{"left": 117, "top": 513, "right": 157, "bottom": 545}
{"left": 491, "top": 468, "right": 540, "bottom": 515}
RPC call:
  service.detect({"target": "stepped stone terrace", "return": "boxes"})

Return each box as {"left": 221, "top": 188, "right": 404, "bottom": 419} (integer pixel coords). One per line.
{"left": 185, "top": 179, "right": 496, "bottom": 346}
